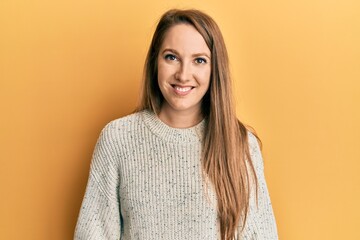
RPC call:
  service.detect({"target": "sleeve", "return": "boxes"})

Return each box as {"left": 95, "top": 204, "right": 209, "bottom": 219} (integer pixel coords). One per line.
{"left": 237, "top": 132, "right": 279, "bottom": 240}
{"left": 74, "top": 122, "right": 122, "bottom": 240}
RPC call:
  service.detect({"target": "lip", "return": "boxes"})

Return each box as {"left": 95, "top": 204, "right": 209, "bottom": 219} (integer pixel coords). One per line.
{"left": 171, "top": 84, "right": 194, "bottom": 96}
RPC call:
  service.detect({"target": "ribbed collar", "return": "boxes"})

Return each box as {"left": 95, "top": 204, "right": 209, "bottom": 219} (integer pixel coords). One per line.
{"left": 141, "top": 109, "right": 206, "bottom": 144}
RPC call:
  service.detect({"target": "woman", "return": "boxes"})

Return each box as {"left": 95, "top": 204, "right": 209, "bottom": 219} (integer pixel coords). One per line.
{"left": 75, "top": 9, "right": 278, "bottom": 240}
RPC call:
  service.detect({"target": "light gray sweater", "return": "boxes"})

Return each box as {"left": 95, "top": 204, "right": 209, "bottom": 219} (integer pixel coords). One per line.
{"left": 74, "top": 110, "right": 278, "bottom": 240}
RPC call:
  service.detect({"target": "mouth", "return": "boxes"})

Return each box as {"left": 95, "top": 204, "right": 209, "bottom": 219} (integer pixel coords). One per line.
{"left": 171, "top": 84, "right": 194, "bottom": 95}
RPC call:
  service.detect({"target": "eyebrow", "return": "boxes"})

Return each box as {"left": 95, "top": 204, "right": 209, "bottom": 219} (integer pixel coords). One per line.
{"left": 161, "top": 48, "right": 211, "bottom": 59}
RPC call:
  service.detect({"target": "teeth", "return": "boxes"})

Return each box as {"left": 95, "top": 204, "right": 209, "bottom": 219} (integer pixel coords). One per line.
{"left": 175, "top": 86, "right": 192, "bottom": 92}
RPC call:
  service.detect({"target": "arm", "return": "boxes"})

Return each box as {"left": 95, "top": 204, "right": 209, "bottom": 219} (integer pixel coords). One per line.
{"left": 74, "top": 122, "right": 121, "bottom": 240}
{"left": 238, "top": 132, "right": 278, "bottom": 240}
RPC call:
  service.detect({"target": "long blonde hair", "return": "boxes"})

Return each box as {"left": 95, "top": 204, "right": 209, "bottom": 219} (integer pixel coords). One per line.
{"left": 137, "top": 9, "right": 258, "bottom": 240}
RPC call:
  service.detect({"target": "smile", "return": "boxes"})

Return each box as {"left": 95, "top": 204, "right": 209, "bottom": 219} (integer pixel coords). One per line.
{"left": 171, "top": 85, "right": 194, "bottom": 96}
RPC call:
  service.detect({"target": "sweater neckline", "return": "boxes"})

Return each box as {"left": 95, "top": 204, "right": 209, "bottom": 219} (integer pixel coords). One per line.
{"left": 141, "top": 109, "right": 205, "bottom": 144}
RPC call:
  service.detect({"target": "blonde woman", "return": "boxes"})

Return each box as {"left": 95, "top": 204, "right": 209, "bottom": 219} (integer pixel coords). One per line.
{"left": 75, "top": 9, "right": 278, "bottom": 240}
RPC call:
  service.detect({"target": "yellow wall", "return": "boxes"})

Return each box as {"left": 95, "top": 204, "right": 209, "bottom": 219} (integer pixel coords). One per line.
{"left": 1, "top": 0, "right": 359, "bottom": 239}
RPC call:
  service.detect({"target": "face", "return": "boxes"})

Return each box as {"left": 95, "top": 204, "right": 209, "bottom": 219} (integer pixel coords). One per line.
{"left": 157, "top": 24, "right": 211, "bottom": 117}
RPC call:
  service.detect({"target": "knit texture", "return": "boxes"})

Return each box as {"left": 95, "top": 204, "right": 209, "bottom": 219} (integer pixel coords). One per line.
{"left": 74, "top": 110, "right": 278, "bottom": 240}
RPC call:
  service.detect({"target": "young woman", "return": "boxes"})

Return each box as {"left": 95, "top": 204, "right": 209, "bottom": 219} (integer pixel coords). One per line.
{"left": 75, "top": 9, "right": 278, "bottom": 240}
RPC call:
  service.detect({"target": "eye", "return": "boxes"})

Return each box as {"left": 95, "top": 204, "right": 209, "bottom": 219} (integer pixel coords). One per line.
{"left": 195, "top": 58, "right": 207, "bottom": 64}
{"left": 164, "top": 54, "right": 177, "bottom": 61}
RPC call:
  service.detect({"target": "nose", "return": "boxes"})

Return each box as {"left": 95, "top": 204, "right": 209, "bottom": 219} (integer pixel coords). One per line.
{"left": 175, "top": 62, "right": 192, "bottom": 82}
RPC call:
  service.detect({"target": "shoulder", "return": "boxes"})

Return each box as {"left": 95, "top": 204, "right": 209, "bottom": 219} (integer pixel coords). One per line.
{"left": 247, "top": 130, "right": 265, "bottom": 172}
{"left": 247, "top": 131, "right": 261, "bottom": 154}
{"left": 95, "top": 111, "right": 144, "bottom": 146}
{"left": 101, "top": 111, "right": 144, "bottom": 134}
{"left": 106, "top": 111, "right": 143, "bottom": 129}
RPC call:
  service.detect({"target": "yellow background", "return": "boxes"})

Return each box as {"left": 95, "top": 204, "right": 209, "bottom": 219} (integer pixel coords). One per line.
{"left": 1, "top": 0, "right": 359, "bottom": 239}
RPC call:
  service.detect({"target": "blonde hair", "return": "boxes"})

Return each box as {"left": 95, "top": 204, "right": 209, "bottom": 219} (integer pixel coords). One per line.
{"left": 137, "top": 9, "right": 258, "bottom": 240}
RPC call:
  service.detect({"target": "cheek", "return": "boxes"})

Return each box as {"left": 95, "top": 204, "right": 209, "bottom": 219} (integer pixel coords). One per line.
{"left": 198, "top": 68, "right": 211, "bottom": 86}
{"left": 157, "top": 62, "right": 172, "bottom": 84}
{"left": 157, "top": 66, "right": 166, "bottom": 87}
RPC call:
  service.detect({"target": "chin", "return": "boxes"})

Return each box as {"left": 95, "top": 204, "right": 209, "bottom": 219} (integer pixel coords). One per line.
{"left": 168, "top": 103, "right": 201, "bottom": 113}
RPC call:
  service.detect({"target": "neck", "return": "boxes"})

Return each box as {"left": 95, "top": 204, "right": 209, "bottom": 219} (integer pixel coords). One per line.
{"left": 158, "top": 105, "right": 203, "bottom": 129}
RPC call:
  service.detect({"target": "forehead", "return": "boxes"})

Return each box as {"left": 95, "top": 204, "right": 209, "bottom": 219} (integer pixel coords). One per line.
{"left": 161, "top": 24, "right": 210, "bottom": 55}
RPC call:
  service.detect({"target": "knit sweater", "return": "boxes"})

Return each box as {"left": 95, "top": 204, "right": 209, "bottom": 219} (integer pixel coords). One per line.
{"left": 74, "top": 110, "right": 278, "bottom": 240}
